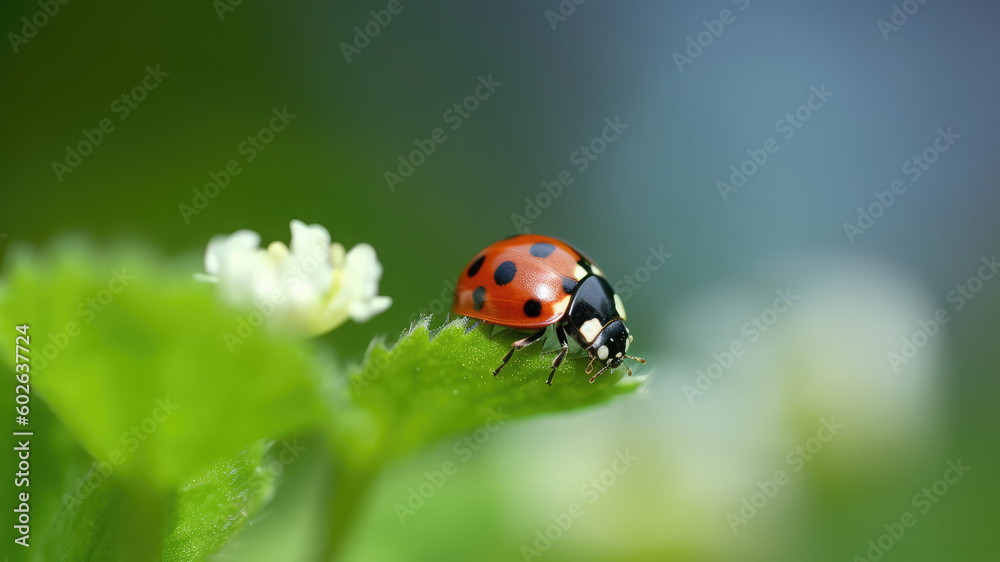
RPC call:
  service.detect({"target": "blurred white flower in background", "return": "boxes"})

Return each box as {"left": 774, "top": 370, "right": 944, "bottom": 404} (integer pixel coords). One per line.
{"left": 649, "top": 255, "right": 946, "bottom": 556}
{"left": 197, "top": 219, "right": 392, "bottom": 335}
{"left": 491, "top": 255, "right": 946, "bottom": 561}
{"left": 665, "top": 256, "right": 946, "bottom": 470}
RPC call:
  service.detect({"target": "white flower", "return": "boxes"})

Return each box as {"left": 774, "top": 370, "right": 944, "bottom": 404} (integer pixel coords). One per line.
{"left": 197, "top": 220, "right": 392, "bottom": 335}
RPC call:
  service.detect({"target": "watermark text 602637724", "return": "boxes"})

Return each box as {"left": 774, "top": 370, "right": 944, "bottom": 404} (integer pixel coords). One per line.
{"left": 13, "top": 324, "right": 33, "bottom": 547}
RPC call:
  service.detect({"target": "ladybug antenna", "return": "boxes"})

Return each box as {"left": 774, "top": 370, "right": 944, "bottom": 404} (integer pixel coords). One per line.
{"left": 623, "top": 355, "right": 645, "bottom": 377}
{"left": 625, "top": 355, "right": 646, "bottom": 376}
{"left": 585, "top": 356, "right": 597, "bottom": 374}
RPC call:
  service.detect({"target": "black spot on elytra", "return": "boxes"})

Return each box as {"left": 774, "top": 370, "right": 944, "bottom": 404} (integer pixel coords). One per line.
{"left": 467, "top": 255, "right": 486, "bottom": 277}
{"left": 529, "top": 242, "right": 556, "bottom": 258}
{"left": 562, "top": 277, "right": 578, "bottom": 294}
{"left": 472, "top": 286, "right": 486, "bottom": 311}
{"left": 523, "top": 299, "right": 542, "bottom": 317}
{"left": 494, "top": 261, "right": 517, "bottom": 286}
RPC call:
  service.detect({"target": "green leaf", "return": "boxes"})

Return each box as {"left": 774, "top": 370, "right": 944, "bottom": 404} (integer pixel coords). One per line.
{"left": 0, "top": 388, "right": 97, "bottom": 561}
{"left": 341, "top": 316, "right": 641, "bottom": 463}
{"left": 41, "top": 465, "right": 123, "bottom": 562}
{"left": 43, "top": 442, "right": 277, "bottom": 562}
{"left": 161, "top": 440, "right": 275, "bottom": 561}
{"left": 0, "top": 240, "right": 325, "bottom": 490}
{"left": 314, "top": 316, "right": 641, "bottom": 560}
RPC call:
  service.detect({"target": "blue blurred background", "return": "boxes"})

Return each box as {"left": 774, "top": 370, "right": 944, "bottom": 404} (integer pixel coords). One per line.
{"left": 2, "top": 0, "right": 998, "bottom": 560}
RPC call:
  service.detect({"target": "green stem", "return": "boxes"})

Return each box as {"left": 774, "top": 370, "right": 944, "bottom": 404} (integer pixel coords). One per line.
{"left": 120, "top": 484, "right": 166, "bottom": 561}
{"left": 320, "top": 459, "right": 378, "bottom": 561}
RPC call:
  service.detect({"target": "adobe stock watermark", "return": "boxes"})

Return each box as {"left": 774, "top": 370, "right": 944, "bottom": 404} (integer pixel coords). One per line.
{"left": 407, "top": 278, "right": 457, "bottom": 325}
{"left": 351, "top": 346, "right": 392, "bottom": 395}
{"left": 339, "top": 0, "right": 415, "bottom": 63}
{"left": 51, "top": 65, "right": 169, "bottom": 182}
{"left": 407, "top": 244, "right": 669, "bottom": 328}
{"left": 727, "top": 417, "right": 844, "bottom": 534}
{"left": 610, "top": 245, "right": 672, "bottom": 303}
{"left": 58, "top": 397, "right": 179, "bottom": 515}
{"left": 843, "top": 126, "right": 959, "bottom": 244}
{"left": 249, "top": 440, "right": 307, "bottom": 492}
{"left": 222, "top": 290, "right": 287, "bottom": 352}
{"left": 888, "top": 253, "right": 997, "bottom": 372}
{"left": 394, "top": 408, "right": 511, "bottom": 523}
{"left": 851, "top": 458, "right": 970, "bottom": 561}
{"left": 672, "top": 0, "right": 751, "bottom": 73}
{"left": 213, "top": 0, "right": 246, "bottom": 22}
{"left": 543, "top": 0, "right": 588, "bottom": 31}
{"left": 222, "top": 243, "right": 328, "bottom": 352}
{"left": 7, "top": 0, "right": 72, "bottom": 54}
{"left": 519, "top": 449, "right": 638, "bottom": 561}
{"left": 511, "top": 115, "right": 629, "bottom": 233}
{"left": 231, "top": 439, "right": 308, "bottom": 522}
{"left": 352, "top": 314, "right": 442, "bottom": 395}
{"left": 384, "top": 74, "right": 502, "bottom": 192}
{"left": 877, "top": 0, "right": 931, "bottom": 41}
{"left": 682, "top": 288, "right": 799, "bottom": 404}
{"left": 34, "top": 268, "right": 136, "bottom": 373}
{"left": 715, "top": 84, "right": 834, "bottom": 202}
{"left": 178, "top": 106, "right": 296, "bottom": 223}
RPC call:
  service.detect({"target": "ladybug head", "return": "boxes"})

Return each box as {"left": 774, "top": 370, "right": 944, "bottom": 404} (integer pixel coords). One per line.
{"left": 585, "top": 319, "right": 644, "bottom": 383}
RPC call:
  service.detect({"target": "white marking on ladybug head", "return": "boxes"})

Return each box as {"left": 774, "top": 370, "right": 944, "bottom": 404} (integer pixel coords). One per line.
{"left": 574, "top": 264, "right": 588, "bottom": 280}
{"left": 597, "top": 345, "right": 609, "bottom": 360}
{"left": 626, "top": 334, "right": 633, "bottom": 351}
{"left": 580, "top": 318, "right": 602, "bottom": 343}
{"left": 613, "top": 293, "right": 627, "bottom": 320}
{"left": 591, "top": 264, "right": 604, "bottom": 276}
{"left": 615, "top": 351, "right": 623, "bottom": 358}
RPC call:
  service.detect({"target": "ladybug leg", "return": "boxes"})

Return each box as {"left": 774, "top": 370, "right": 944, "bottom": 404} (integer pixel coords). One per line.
{"left": 589, "top": 362, "right": 612, "bottom": 384}
{"left": 545, "top": 326, "right": 570, "bottom": 386}
{"left": 492, "top": 328, "right": 546, "bottom": 378}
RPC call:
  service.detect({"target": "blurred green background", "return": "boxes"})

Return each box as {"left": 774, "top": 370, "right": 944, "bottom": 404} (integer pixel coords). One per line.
{"left": 2, "top": 0, "right": 999, "bottom": 560}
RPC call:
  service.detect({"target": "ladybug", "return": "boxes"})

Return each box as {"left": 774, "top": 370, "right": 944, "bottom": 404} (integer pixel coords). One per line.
{"left": 452, "top": 234, "right": 644, "bottom": 385}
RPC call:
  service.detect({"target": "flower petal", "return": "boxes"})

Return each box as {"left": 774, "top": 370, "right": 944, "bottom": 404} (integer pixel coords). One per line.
{"left": 204, "top": 230, "right": 260, "bottom": 276}
{"left": 200, "top": 221, "right": 391, "bottom": 336}
{"left": 290, "top": 220, "right": 331, "bottom": 258}
{"left": 350, "top": 295, "right": 393, "bottom": 323}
